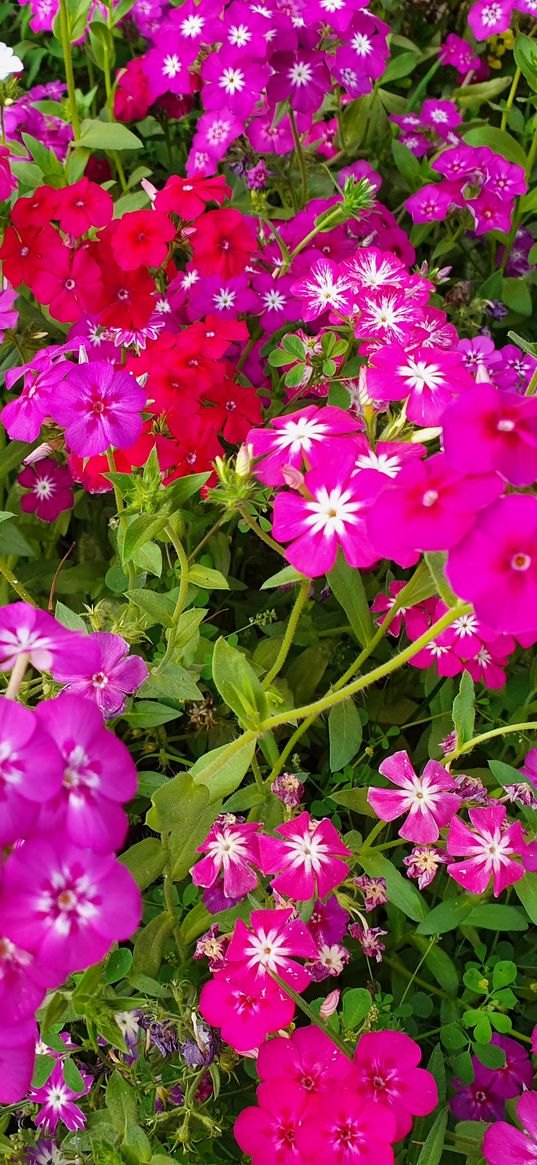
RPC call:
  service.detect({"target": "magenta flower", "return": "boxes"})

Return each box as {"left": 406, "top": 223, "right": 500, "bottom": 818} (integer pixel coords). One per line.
{"left": 0, "top": 934, "right": 48, "bottom": 1023}
{"left": 259, "top": 812, "right": 351, "bottom": 901}
{"left": 446, "top": 495, "right": 537, "bottom": 635}
{"left": 468, "top": 0, "right": 512, "bottom": 41}
{"left": 368, "top": 750, "right": 462, "bottom": 844}
{"left": 0, "top": 1017, "right": 37, "bottom": 1104}
{"left": 348, "top": 923, "right": 387, "bottom": 962}
{"left": 35, "top": 693, "right": 138, "bottom": 852}
{"left": 451, "top": 1060, "right": 506, "bottom": 1123}
{"left": 0, "top": 603, "right": 99, "bottom": 675}
{"left": 0, "top": 287, "right": 18, "bottom": 342}
{"left": 366, "top": 344, "right": 474, "bottom": 426}
{"left": 291, "top": 259, "right": 353, "bottom": 321}
{"left": 406, "top": 182, "right": 463, "bottom": 223}
{"left": 257, "top": 1026, "right": 350, "bottom": 1102}
{"left": 488, "top": 1034, "right": 534, "bottom": 1099}
{"left": 272, "top": 463, "right": 379, "bottom": 577}
{"left": 483, "top": 1091, "right": 537, "bottom": 1165}
{"left": 51, "top": 631, "right": 148, "bottom": 718}
{"left": 248, "top": 404, "right": 360, "bottom": 487}
{"left": 447, "top": 805, "right": 528, "bottom": 896}
{"left": 297, "top": 1087, "right": 396, "bottom": 1164}
{"left": 235, "top": 1080, "right": 309, "bottom": 1165}
{"left": 191, "top": 820, "right": 261, "bottom": 900}
{"left": 30, "top": 1061, "right": 91, "bottom": 1133}
{"left": 350, "top": 1030, "right": 438, "bottom": 1140}
{"left": 267, "top": 50, "right": 331, "bottom": 113}
{"left": 0, "top": 700, "right": 63, "bottom": 844}
{"left": 442, "top": 381, "right": 537, "bottom": 487}
{"left": 18, "top": 459, "right": 73, "bottom": 522}
{"left": 1, "top": 356, "right": 69, "bottom": 442}
{"left": 201, "top": 52, "right": 268, "bottom": 117}
{"left": 308, "top": 894, "right": 349, "bottom": 946}
{"left": 199, "top": 972, "right": 295, "bottom": 1054}
{"left": 50, "top": 361, "right": 146, "bottom": 456}
{"left": 355, "top": 287, "right": 421, "bottom": 344}
{"left": 224, "top": 908, "right": 318, "bottom": 990}
{"left": 0, "top": 838, "right": 141, "bottom": 979}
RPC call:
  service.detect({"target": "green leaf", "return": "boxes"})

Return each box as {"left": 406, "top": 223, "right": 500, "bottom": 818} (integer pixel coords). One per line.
{"left": 427, "top": 1044, "right": 447, "bottom": 1104}
{"left": 329, "top": 700, "right": 363, "bottom": 771}
{"left": 125, "top": 589, "right": 175, "bottom": 627}
{"left": 502, "top": 277, "right": 532, "bottom": 316}
{"left": 514, "top": 33, "right": 537, "bottom": 92}
{"left": 492, "top": 960, "right": 517, "bottom": 989}
{"left": 119, "top": 838, "right": 167, "bottom": 891}
{"left": 189, "top": 565, "right": 230, "bottom": 590}
{"left": 514, "top": 872, "right": 537, "bottom": 923}
{"left": 416, "top": 1107, "right": 448, "bottom": 1165}
{"left": 462, "top": 125, "right": 527, "bottom": 168}
{"left": 359, "top": 852, "right": 427, "bottom": 921}
{"left": 488, "top": 758, "right": 522, "bottom": 789}
{"left": 122, "top": 701, "right": 179, "bottom": 728}
{"left": 121, "top": 1125, "right": 152, "bottom": 1165}
{"left": 342, "top": 987, "right": 372, "bottom": 1030}
{"left": 281, "top": 333, "right": 306, "bottom": 358}
{"left": 261, "top": 565, "right": 306, "bottom": 589}
{"left": 78, "top": 118, "right": 142, "bottom": 150}
{"left": 212, "top": 637, "right": 268, "bottom": 725}
{"left": 32, "top": 1055, "right": 56, "bottom": 1088}
{"left": 381, "top": 51, "right": 419, "bottom": 84}
{"left": 132, "top": 912, "right": 175, "bottom": 977}
{"left": 121, "top": 515, "right": 167, "bottom": 563}
{"left": 152, "top": 772, "right": 214, "bottom": 881}
{"left": 465, "top": 904, "right": 528, "bottom": 931}
{"left": 454, "top": 76, "right": 511, "bottom": 107}
{"left": 54, "top": 601, "right": 87, "bottom": 632}
{"left": 106, "top": 1071, "right": 138, "bottom": 1132}
{"left": 392, "top": 138, "right": 421, "bottom": 187}
{"left": 416, "top": 898, "right": 475, "bottom": 936}
{"left": 0, "top": 441, "right": 30, "bottom": 479}
{"left": 452, "top": 671, "right": 475, "bottom": 748}
{"left": 412, "top": 937, "right": 459, "bottom": 996}
{"left": 180, "top": 901, "right": 212, "bottom": 945}
{"left": 189, "top": 736, "right": 257, "bottom": 801}
{"left": 63, "top": 1057, "right": 88, "bottom": 1092}
{"left": 105, "top": 948, "right": 133, "bottom": 984}
{"left": 424, "top": 551, "right": 459, "bottom": 606}
{"left": 140, "top": 663, "right": 202, "bottom": 702}
{"left": 165, "top": 471, "right": 211, "bottom": 509}
{"left": 474, "top": 1041, "right": 506, "bottom": 1069}
{"left": 329, "top": 787, "right": 376, "bottom": 817}
{"left": 328, "top": 552, "right": 374, "bottom": 647}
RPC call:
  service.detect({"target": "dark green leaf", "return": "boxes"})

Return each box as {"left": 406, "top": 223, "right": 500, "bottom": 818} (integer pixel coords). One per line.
{"left": 452, "top": 671, "right": 475, "bottom": 747}
{"left": 342, "top": 988, "right": 371, "bottom": 1030}
{"left": 416, "top": 1106, "right": 448, "bottom": 1165}
{"left": 119, "top": 839, "right": 167, "bottom": 891}
{"left": 212, "top": 637, "right": 268, "bottom": 725}
{"left": 359, "top": 852, "right": 427, "bottom": 921}
{"left": 328, "top": 700, "right": 363, "bottom": 771}
{"left": 328, "top": 553, "right": 374, "bottom": 647}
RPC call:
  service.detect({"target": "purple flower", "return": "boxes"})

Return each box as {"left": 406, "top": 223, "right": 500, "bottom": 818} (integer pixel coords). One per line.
{"left": 18, "top": 459, "right": 73, "bottom": 523}
{"left": 308, "top": 895, "right": 350, "bottom": 946}
{"left": 51, "top": 632, "right": 148, "bottom": 718}
{"left": 25, "top": 1140, "right": 71, "bottom": 1165}
{"left": 267, "top": 50, "right": 330, "bottom": 113}
{"left": 354, "top": 875, "right": 388, "bottom": 911}
{"left": 1, "top": 354, "right": 69, "bottom": 442}
{"left": 404, "top": 845, "right": 452, "bottom": 890}
{"left": 50, "top": 361, "right": 146, "bottom": 456}
{"left": 271, "top": 771, "right": 304, "bottom": 808}
{"left": 348, "top": 924, "right": 387, "bottom": 963}
{"left": 0, "top": 1017, "right": 37, "bottom": 1104}
{"left": 450, "top": 1060, "right": 505, "bottom": 1122}
{"left": 201, "top": 52, "right": 268, "bottom": 117}
{"left": 487, "top": 1034, "right": 534, "bottom": 1099}
{"left": 30, "top": 1061, "right": 92, "bottom": 1133}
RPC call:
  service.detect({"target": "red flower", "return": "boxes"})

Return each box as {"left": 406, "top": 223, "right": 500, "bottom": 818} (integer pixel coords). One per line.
{"left": 202, "top": 372, "right": 262, "bottom": 443}
{"left": 97, "top": 256, "right": 156, "bottom": 329}
{"left": 0, "top": 224, "right": 60, "bottom": 289}
{"left": 32, "top": 247, "right": 105, "bottom": 323}
{"left": 114, "top": 58, "right": 153, "bottom": 123}
{"left": 155, "top": 174, "right": 231, "bottom": 220}
{"left": 111, "top": 209, "right": 175, "bottom": 270}
{"left": 165, "top": 411, "right": 223, "bottom": 481}
{"left": 190, "top": 208, "right": 258, "bottom": 279}
{"left": 186, "top": 315, "right": 248, "bottom": 358}
{"left": 10, "top": 187, "right": 60, "bottom": 232}
{"left": 56, "top": 178, "right": 113, "bottom": 238}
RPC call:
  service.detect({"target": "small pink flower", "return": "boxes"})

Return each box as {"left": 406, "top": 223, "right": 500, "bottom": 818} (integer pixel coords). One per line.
{"left": 191, "top": 820, "right": 261, "bottom": 900}
{"left": 354, "top": 875, "right": 388, "bottom": 911}
{"left": 403, "top": 845, "right": 452, "bottom": 889}
{"left": 348, "top": 924, "right": 387, "bottom": 963}
{"left": 0, "top": 602, "right": 99, "bottom": 675}
{"left": 259, "top": 812, "right": 351, "bottom": 901}
{"left": 272, "top": 463, "right": 379, "bottom": 578}
{"left": 349, "top": 1030, "right": 438, "bottom": 1140}
{"left": 248, "top": 404, "right": 359, "bottom": 487}
{"left": 224, "top": 908, "right": 318, "bottom": 990}
{"left": 50, "top": 361, "right": 146, "bottom": 456}
{"left": 30, "top": 1061, "right": 92, "bottom": 1133}
{"left": 447, "top": 805, "right": 528, "bottom": 896}
{"left": 483, "top": 1090, "right": 537, "bottom": 1165}
{"left": 51, "top": 631, "right": 148, "bottom": 718}
{"left": 200, "top": 972, "right": 295, "bottom": 1054}
{"left": 297, "top": 1087, "right": 397, "bottom": 1164}
{"left": 291, "top": 259, "right": 353, "bottom": 321}
{"left": 235, "top": 1080, "right": 309, "bottom": 1165}
{"left": 368, "top": 750, "right": 462, "bottom": 844}
{"left": 257, "top": 1026, "right": 349, "bottom": 1102}
{"left": 468, "top": 0, "right": 512, "bottom": 42}
{"left": 18, "top": 458, "right": 73, "bottom": 522}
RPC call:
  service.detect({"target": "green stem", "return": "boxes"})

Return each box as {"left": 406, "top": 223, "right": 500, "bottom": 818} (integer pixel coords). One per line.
{"left": 399, "top": 937, "right": 437, "bottom": 1005}
{"left": 277, "top": 207, "right": 342, "bottom": 277}
{"left": 500, "top": 66, "right": 522, "bottom": 132}
{"left": 445, "top": 721, "right": 537, "bottom": 764}
{"left": 289, "top": 107, "right": 308, "bottom": 210}
{"left": 158, "top": 523, "right": 190, "bottom": 671}
{"left": 58, "top": 0, "right": 80, "bottom": 139}
{"left": 407, "top": 57, "right": 441, "bottom": 113}
{"left": 383, "top": 956, "right": 449, "bottom": 1000}
{"left": 237, "top": 505, "right": 286, "bottom": 557}
{"left": 501, "top": 113, "right": 537, "bottom": 272}
{"left": 188, "top": 517, "right": 226, "bottom": 564}
{"left": 106, "top": 451, "right": 136, "bottom": 588}
{"left": 526, "top": 365, "right": 537, "bottom": 397}
{"left": 251, "top": 752, "right": 264, "bottom": 794}
{"left": 358, "top": 818, "right": 387, "bottom": 855}
{"left": 262, "top": 580, "right": 310, "bottom": 690}
{"left": 269, "top": 971, "right": 353, "bottom": 1059}
{"left": 0, "top": 559, "right": 36, "bottom": 605}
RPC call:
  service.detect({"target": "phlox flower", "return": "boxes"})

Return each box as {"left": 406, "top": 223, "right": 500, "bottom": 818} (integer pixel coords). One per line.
{"left": 404, "top": 845, "right": 452, "bottom": 889}
{"left": 30, "top": 1061, "right": 91, "bottom": 1133}
{"left": 248, "top": 405, "right": 360, "bottom": 487}
{"left": 446, "top": 495, "right": 537, "bottom": 635}
{"left": 442, "top": 381, "right": 537, "bottom": 487}
{"left": 348, "top": 923, "right": 387, "bottom": 962}
{"left": 350, "top": 1030, "right": 438, "bottom": 1139}
{"left": 308, "top": 894, "right": 350, "bottom": 946}
{"left": 258, "top": 812, "right": 351, "bottom": 900}
{"left": 154, "top": 174, "right": 230, "bottom": 219}
{"left": 111, "top": 209, "right": 175, "bottom": 271}
{"left": 50, "top": 361, "right": 146, "bottom": 456}
{"left": 471, "top": 191, "right": 516, "bottom": 235}
{"left": 235, "top": 1080, "right": 310, "bottom": 1165}
{"left": 0, "top": 602, "right": 99, "bottom": 674}
{"left": 291, "top": 259, "right": 353, "bottom": 321}
{"left": 483, "top": 1090, "right": 537, "bottom": 1165}
{"left": 35, "top": 693, "right": 137, "bottom": 852}
{"left": 142, "top": 38, "right": 196, "bottom": 99}
{"left": 18, "top": 459, "right": 73, "bottom": 522}
{"left": 340, "top": 246, "right": 407, "bottom": 292}
{"left": 31, "top": 247, "right": 105, "bottom": 324}
{"left": 51, "top": 631, "right": 148, "bottom": 718}
{"left": 451, "top": 1060, "right": 506, "bottom": 1122}
{"left": 355, "top": 287, "right": 422, "bottom": 344}
{"left": 201, "top": 53, "right": 268, "bottom": 117}
{"left": 0, "top": 700, "right": 63, "bottom": 844}
{"left": 191, "top": 820, "right": 261, "bottom": 900}
{"left": 447, "top": 804, "right": 528, "bottom": 896}
{"left": 224, "top": 908, "right": 318, "bottom": 990}
{"left": 257, "top": 1025, "right": 349, "bottom": 1111}
{"left": 0, "top": 837, "right": 141, "bottom": 979}
{"left": 190, "top": 208, "right": 258, "bottom": 279}
{"left": 405, "top": 182, "right": 463, "bottom": 223}
{"left": 0, "top": 286, "right": 18, "bottom": 341}
{"left": 0, "top": 144, "right": 15, "bottom": 202}
{"left": 297, "top": 1087, "right": 396, "bottom": 1164}
{"left": 199, "top": 971, "right": 296, "bottom": 1053}
{"left": 0, "top": 1017, "right": 37, "bottom": 1104}
{"left": 272, "top": 463, "right": 379, "bottom": 577}
{"left": 487, "top": 1034, "right": 534, "bottom": 1099}
{"left": 307, "top": 942, "right": 350, "bottom": 981}
{"left": 0, "top": 222, "right": 59, "bottom": 289}
{"left": 366, "top": 345, "right": 475, "bottom": 426}
{"left": 267, "top": 50, "right": 331, "bottom": 113}
{"left": 468, "top": 0, "right": 513, "bottom": 41}
{"left": 0, "top": 934, "right": 48, "bottom": 1022}
{"left": 421, "top": 98, "right": 461, "bottom": 138}
{"left": 368, "top": 750, "right": 462, "bottom": 844}
{"left": 55, "top": 177, "right": 113, "bottom": 237}
{"left": 354, "top": 875, "right": 388, "bottom": 911}
{"left": 439, "top": 33, "right": 480, "bottom": 76}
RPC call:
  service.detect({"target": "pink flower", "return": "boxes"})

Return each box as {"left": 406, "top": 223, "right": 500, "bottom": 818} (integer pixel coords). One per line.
{"left": 259, "top": 812, "right": 351, "bottom": 901}
{"left": 257, "top": 1026, "right": 349, "bottom": 1103}
{"left": 0, "top": 286, "right": 18, "bottom": 341}
{"left": 0, "top": 934, "right": 48, "bottom": 1023}
{"left": 235, "top": 1080, "right": 309, "bottom": 1165}
{"left": 355, "top": 287, "right": 421, "bottom": 345}
{"left": 406, "top": 182, "right": 463, "bottom": 223}
{"left": 248, "top": 405, "right": 359, "bottom": 487}
{"left": 290, "top": 259, "right": 353, "bottom": 321}
{"left": 487, "top": 1034, "right": 534, "bottom": 1099}
{"left": 442, "top": 381, "right": 537, "bottom": 487}
{"left": 349, "top": 1030, "right": 438, "bottom": 1139}
{"left": 348, "top": 924, "right": 387, "bottom": 962}
{"left": 368, "top": 750, "right": 462, "bottom": 844}
{"left": 18, "top": 458, "right": 73, "bottom": 522}
{"left": 0, "top": 1017, "right": 37, "bottom": 1104}
{"left": 200, "top": 972, "right": 295, "bottom": 1053}
{"left": 35, "top": 693, "right": 138, "bottom": 853}
{"left": 0, "top": 837, "right": 141, "bottom": 980}
{"left": 403, "top": 845, "right": 452, "bottom": 889}
{"left": 268, "top": 50, "right": 331, "bottom": 113}
{"left": 354, "top": 875, "right": 388, "bottom": 911}
{"left": 0, "top": 602, "right": 99, "bottom": 674}
{"left": 483, "top": 1090, "right": 537, "bottom": 1164}
{"left": 0, "top": 700, "right": 63, "bottom": 844}
{"left": 446, "top": 495, "right": 537, "bottom": 635}
{"left": 191, "top": 820, "right": 261, "bottom": 900}
{"left": 56, "top": 177, "right": 113, "bottom": 238}
{"left": 272, "top": 463, "right": 378, "bottom": 577}
{"left": 468, "top": 0, "right": 513, "bottom": 41}
{"left": 296, "top": 1087, "right": 396, "bottom": 1164}
{"left": 366, "top": 345, "right": 474, "bottom": 426}
{"left": 224, "top": 908, "right": 318, "bottom": 990}
{"left": 447, "top": 805, "right": 528, "bottom": 896}
{"left": 51, "top": 631, "right": 148, "bottom": 718}
{"left": 30, "top": 1061, "right": 91, "bottom": 1132}
{"left": 50, "top": 361, "right": 146, "bottom": 456}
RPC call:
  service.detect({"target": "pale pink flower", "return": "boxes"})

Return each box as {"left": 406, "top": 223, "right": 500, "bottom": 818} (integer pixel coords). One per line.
{"left": 368, "top": 750, "right": 462, "bottom": 843}
{"left": 403, "top": 845, "right": 452, "bottom": 889}
{"left": 447, "top": 805, "right": 528, "bottom": 896}
{"left": 259, "top": 812, "right": 351, "bottom": 901}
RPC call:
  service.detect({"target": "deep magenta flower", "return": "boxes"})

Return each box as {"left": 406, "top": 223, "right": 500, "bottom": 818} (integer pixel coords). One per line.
{"left": 35, "top": 693, "right": 137, "bottom": 852}
{"left": 451, "top": 1060, "right": 506, "bottom": 1123}
{"left": 366, "top": 344, "right": 474, "bottom": 426}
{"left": 297, "top": 1087, "right": 397, "bottom": 1164}
{"left": 447, "top": 805, "right": 528, "bottom": 896}
{"left": 248, "top": 404, "right": 360, "bottom": 487}
{"left": 18, "top": 458, "right": 73, "bottom": 522}
{"left": 350, "top": 1030, "right": 438, "bottom": 1139}
{"left": 199, "top": 972, "right": 295, "bottom": 1053}
{"left": 0, "top": 934, "right": 48, "bottom": 1022}
{"left": 235, "top": 1080, "right": 309, "bottom": 1165}
{"left": 272, "top": 463, "right": 379, "bottom": 577}
{"left": 0, "top": 700, "right": 63, "bottom": 844}
{"left": 0, "top": 1017, "right": 37, "bottom": 1104}
{"left": 256, "top": 1026, "right": 349, "bottom": 1102}
{"left": 224, "top": 908, "right": 318, "bottom": 990}
{"left": 51, "top": 631, "right": 148, "bottom": 718}
{"left": 0, "top": 837, "right": 141, "bottom": 979}
{"left": 30, "top": 1061, "right": 92, "bottom": 1133}
{"left": 191, "top": 820, "right": 261, "bottom": 900}
{"left": 446, "top": 495, "right": 537, "bottom": 635}
{"left": 468, "top": 0, "right": 512, "bottom": 41}
{"left": 291, "top": 259, "right": 353, "bottom": 321}
{"left": 50, "top": 361, "right": 146, "bottom": 455}
{"left": 267, "top": 51, "right": 331, "bottom": 113}
{"left": 368, "top": 750, "right": 462, "bottom": 844}
{"left": 483, "top": 1090, "right": 537, "bottom": 1164}
{"left": 258, "top": 812, "right": 351, "bottom": 900}
{"left": 488, "top": 1034, "right": 534, "bottom": 1099}
{"left": 442, "top": 381, "right": 537, "bottom": 487}
{"left": 0, "top": 602, "right": 99, "bottom": 675}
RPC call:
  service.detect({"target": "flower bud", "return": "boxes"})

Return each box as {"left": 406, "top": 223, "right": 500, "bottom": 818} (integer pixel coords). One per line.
{"left": 23, "top": 441, "right": 53, "bottom": 465}
{"left": 236, "top": 443, "right": 253, "bottom": 477}
{"left": 141, "top": 178, "right": 158, "bottom": 202}
{"left": 281, "top": 464, "right": 305, "bottom": 490}
{"left": 320, "top": 989, "right": 340, "bottom": 1019}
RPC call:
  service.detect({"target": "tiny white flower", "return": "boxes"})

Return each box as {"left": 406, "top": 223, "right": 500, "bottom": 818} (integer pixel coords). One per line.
{"left": 0, "top": 42, "right": 23, "bottom": 82}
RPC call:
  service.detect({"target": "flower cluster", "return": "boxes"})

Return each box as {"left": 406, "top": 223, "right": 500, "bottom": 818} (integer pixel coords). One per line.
{"left": 406, "top": 143, "right": 527, "bottom": 235}
{"left": 0, "top": 603, "right": 142, "bottom": 1103}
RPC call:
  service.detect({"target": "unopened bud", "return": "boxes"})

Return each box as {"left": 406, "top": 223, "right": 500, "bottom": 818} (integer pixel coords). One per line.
{"left": 281, "top": 464, "right": 305, "bottom": 490}
{"left": 320, "top": 990, "right": 340, "bottom": 1019}
{"left": 475, "top": 362, "right": 492, "bottom": 384}
{"left": 236, "top": 443, "right": 253, "bottom": 477}
{"left": 78, "top": 344, "right": 89, "bottom": 364}
{"left": 141, "top": 178, "right": 158, "bottom": 202}
{"left": 23, "top": 441, "right": 53, "bottom": 465}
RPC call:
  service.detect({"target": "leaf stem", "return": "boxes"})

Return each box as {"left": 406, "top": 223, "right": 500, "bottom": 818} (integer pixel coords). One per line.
{"left": 444, "top": 721, "right": 537, "bottom": 764}
{"left": 158, "top": 523, "right": 190, "bottom": 671}
{"left": 269, "top": 970, "right": 353, "bottom": 1059}
{"left": 289, "top": 107, "right": 308, "bottom": 210}
{"left": 262, "top": 579, "right": 310, "bottom": 690}
{"left": 0, "top": 559, "right": 36, "bottom": 605}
